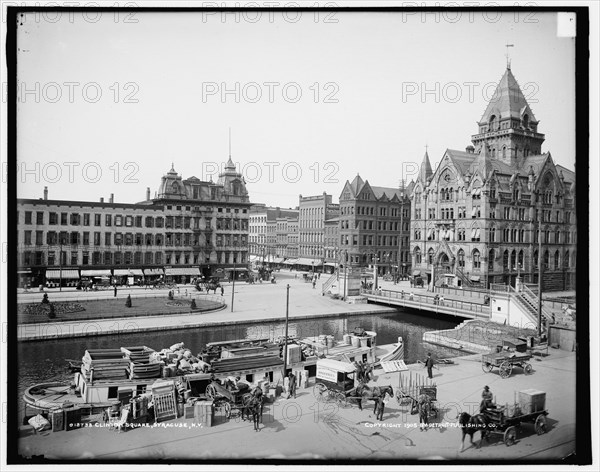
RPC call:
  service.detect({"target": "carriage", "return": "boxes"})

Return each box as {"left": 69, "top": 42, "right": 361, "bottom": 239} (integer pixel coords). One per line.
{"left": 312, "top": 359, "right": 357, "bottom": 407}
{"left": 205, "top": 380, "right": 253, "bottom": 418}
{"left": 481, "top": 351, "right": 533, "bottom": 378}
{"left": 480, "top": 389, "right": 549, "bottom": 446}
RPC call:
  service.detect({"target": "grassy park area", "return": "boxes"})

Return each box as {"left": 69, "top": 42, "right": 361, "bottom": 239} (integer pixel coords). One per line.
{"left": 17, "top": 294, "right": 224, "bottom": 324}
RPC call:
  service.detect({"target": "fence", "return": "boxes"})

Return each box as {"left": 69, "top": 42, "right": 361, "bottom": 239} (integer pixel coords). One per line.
{"left": 361, "top": 288, "right": 490, "bottom": 319}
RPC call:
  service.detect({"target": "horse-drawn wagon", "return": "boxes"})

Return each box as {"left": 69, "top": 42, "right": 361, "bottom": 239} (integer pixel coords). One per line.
{"left": 481, "top": 351, "right": 533, "bottom": 378}
{"left": 313, "top": 359, "right": 357, "bottom": 406}
{"left": 459, "top": 388, "right": 549, "bottom": 451}
{"left": 205, "top": 380, "right": 255, "bottom": 418}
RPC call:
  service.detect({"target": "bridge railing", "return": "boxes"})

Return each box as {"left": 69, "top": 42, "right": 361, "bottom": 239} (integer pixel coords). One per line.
{"left": 360, "top": 288, "right": 490, "bottom": 319}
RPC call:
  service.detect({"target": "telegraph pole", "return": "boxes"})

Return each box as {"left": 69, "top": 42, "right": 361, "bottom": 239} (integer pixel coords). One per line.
{"left": 283, "top": 284, "right": 290, "bottom": 375}
{"left": 537, "top": 220, "right": 543, "bottom": 337}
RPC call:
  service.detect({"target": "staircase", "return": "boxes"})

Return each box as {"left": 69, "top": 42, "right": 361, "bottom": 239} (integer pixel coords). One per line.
{"left": 321, "top": 270, "right": 339, "bottom": 295}
{"left": 508, "top": 284, "right": 554, "bottom": 326}
{"left": 454, "top": 266, "right": 474, "bottom": 288}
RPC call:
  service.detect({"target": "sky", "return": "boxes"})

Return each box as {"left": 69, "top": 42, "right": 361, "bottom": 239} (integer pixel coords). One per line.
{"left": 15, "top": 9, "right": 577, "bottom": 208}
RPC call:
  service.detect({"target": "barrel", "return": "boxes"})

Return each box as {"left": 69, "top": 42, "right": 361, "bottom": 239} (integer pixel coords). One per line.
{"left": 162, "top": 366, "right": 171, "bottom": 378}
{"left": 343, "top": 334, "right": 351, "bottom": 345}
{"left": 351, "top": 336, "right": 360, "bottom": 348}
{"left": 326, "top": 336, "right": 334, "bottom": 348}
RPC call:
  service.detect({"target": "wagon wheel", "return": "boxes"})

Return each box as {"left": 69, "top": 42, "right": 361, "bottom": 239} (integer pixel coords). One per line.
{"left": 223, "top": 401, "right": 232, "bottom": 419}
{"left": 335, "top": 392, "right": 347, "bottom": 407}
{"left": 205, "top": 384, "right": 217, "bottom": 400}
{"left": 313, "top": 383, "right": 327, "bottom": 402}
{"left": 504, "top": 426, "right": 517, "bottom": 446}
{"left": 499, "top": 361, "right": 513, "bottom": 379}
{"left": 534, "top": 414, "right": 547, "bottom": 435}
{"left": 524, "top": 363, "right": 533, "bottom": 375}
{"left": 482, "top": 362, "right": 493, "bottom": 373}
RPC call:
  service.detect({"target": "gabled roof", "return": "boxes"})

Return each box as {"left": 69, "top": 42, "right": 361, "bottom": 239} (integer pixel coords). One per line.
{"left": 371, "top": 186, "right": 403, "bottom": 201}
{"left": 555, "top": 164, "right": 576, "bottom": 184}
{"left": 479, "top": 67, "right": 538, "bottom": 124}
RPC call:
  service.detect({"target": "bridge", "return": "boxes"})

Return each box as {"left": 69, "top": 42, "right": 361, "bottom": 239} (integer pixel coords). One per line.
{"left": 360, "top": 288, "right": 491, "bottom": 320}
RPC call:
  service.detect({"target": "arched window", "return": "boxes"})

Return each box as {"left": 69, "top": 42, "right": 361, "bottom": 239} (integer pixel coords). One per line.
{"left": 554, "top": 250, "right": 559, "bottom": 270}
{"left": 502, "top": 146, "right": 506, "bottom": 159}
{"left": 533, "top": 250, "right": 538, "bottom": 268}
{"left": 414, "top": 247, "right": 421, "bottom": 264}
{"left": 171, "top": 181, "right": 180, "bottom": 193}
{"left": 503, "top": 250, "right": 509, "bottom": 271}
{"left": 428, "top": 248, "right": 434, "bottom": 265}
{"left": 489, "top": 115, "right": 497, "bottom": 130}
{"left": 489, "top": 249, "right": 495, "bottom": 270}
{"left": 544, "top": 250, "right": 549, "bottom": 269}
{"left": 473, "top": 249, "right": 481, "bottom": 269}
{"left": 522, "top": 114, "right": 529, "bottom": 128}
{"left": 458, "top": 249, "right": 465, "bottom": 268}
{"left": 564, "top": 250, "right": 570, "bottom": 269}
{"left": 510, "top": 250, "right": 516, "bottom": 270}
{"left": 518, "top": 250, "right": 524, "bottom": 269}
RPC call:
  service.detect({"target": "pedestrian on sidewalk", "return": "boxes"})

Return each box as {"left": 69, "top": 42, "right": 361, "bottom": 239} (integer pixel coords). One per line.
{"left": 424, "top": 352, "right": 434, "bottom": 379}
{"left": 439, "top": 295, "right": 445, "bottom": 306}
{"left": 220, "top": 286, "right": 224, "bottom": 296}
{"left": 312, "top": 280, "right": 316, "bottom": 289}
{"left": 374, "top": 395, "right": 385, "bottom": 421}
{"left": 113, "top": 285, "right": 117, "bottom": 297}
{"left": 288, "top": 372, "right": 297, "bottom": 399}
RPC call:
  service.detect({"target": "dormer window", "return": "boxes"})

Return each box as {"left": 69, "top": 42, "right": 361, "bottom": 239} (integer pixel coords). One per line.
{"left": 522, "top": 113, "right": 529, "bottom": 129}
{"left": 172, "top": 182, "right": 180, "bottom": 193}
{"left": 489, "top": 115, "right": 497, "bottom": 131}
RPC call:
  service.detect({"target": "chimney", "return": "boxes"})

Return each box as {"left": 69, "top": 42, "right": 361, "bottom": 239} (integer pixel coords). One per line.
{"left": 100, "top": 197, "right": 104, "bottom": 203}
{"left": 43, "top": 186, "right": 48, "bottom": 200}
{"left": 109, "top": 193, "right": 114, "bottom": 204}
{"left": 146, "top": 187, "right": 151, "bottom": 200}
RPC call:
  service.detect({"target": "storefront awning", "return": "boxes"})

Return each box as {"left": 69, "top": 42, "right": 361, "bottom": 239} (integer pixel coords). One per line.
{"left": 46, "top": 269, "right": 79, "bottom": 279}
{"left": 249, "top": 255, "right": 259, "bottom": 262}
{"left": 295, "top": 258, "right": 315, "bottom": 266}
{"left": 282, "top": 259, "right": 298, "bottom": 265}
{"left": 412, "top": 270, "right": 421, "bottom": 276}
{"left": 17, "top": 269, "right": 32, "bottom": 274}
{"left": 81, "top": 269, "right": 112, "bottom": 277}
{"left": 164, "top": 267, "right": 201, "bottom": 276}
{"left": 272, "top": 257, "right": 285, "bottom": 264}
{"left": 324, "top": 262, "right": 337, "bottom": 267}
{"left": 470, "top": 275, "right": 481, "bottom": 282}
{"left": 223, "top": 267, "right": 248, "bottom": 271}
{"left": 144, "top": 268, "right": 164, "bottom": 276}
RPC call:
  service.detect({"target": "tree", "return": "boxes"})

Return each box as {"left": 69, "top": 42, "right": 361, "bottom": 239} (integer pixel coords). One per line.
{"left": 168, "top": 290, "right": 174, "bottom": 300}
{"left": 190, "top": 299, "right": 197, "bottom": 310}
{"left": 41, "top": 293, "right": 49, "bottom": 304}
{"left": 125, "top": 294, "right": 132, "bottom": 308}
{"left": 48, "top": 303, "right": 56, "bottom": 319}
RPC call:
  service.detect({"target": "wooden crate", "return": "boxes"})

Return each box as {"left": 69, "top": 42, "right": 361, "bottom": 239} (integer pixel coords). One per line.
{"left": 184, "top": 404, "right": 195, "bottom": 419}
{"left": 518, "top": 389, "right": 546, "bottom": 414}
{"left": 50, "top": 409, "right": 64, "bottom": 432}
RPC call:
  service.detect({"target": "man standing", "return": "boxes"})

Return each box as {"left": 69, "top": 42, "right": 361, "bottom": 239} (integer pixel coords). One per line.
{"left": 287, "top": 372, "right": 297, "bottom": 399}
{"left": 424, "top": 352, "right": 434, "bottom": 379}
{"left": 220, "top": 285, "right": 224, "bottom": 296}
{"left": 113, "top": 285, "right": 117, "bottom": 297}
{"left": 374, "top": 395, "right": 385, "bottom": 421}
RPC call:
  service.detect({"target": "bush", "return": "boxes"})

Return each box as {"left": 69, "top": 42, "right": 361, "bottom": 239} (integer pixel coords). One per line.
{"left": 41, "top": 293, "right": 49, "bottom": 304}
{"left": 190, "top": 299, "right": 197, "bottom": 310}
{"left": 168, "top": 291, "right": 174, "bottom": 300}
{"left": 125, "top": 294, "right": 132, "bottom": 308}
{"left": 48, "top": 304, "right": 56, "bottom": 319}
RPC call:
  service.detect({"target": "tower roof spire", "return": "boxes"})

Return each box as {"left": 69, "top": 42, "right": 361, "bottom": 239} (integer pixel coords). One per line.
{"left": 419, "top": 146, "right": 433, "bottom": 184}
{"left": 505, "top": 43, "right": 514, "bottom": 70}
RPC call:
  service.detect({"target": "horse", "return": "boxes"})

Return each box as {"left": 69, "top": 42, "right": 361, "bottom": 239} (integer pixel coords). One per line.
{"left": 458, "top": 411, "right": 491, "bottom": 452}
{"left": 354, "top": 383, "right": 394, "bottom": 413}
{"left": 241, "top": 392, "right": 263, "bottom": 431}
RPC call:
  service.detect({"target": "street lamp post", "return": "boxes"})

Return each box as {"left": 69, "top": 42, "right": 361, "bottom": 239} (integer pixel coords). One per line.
{"left": 537, "top": 220, "right": 543, "bottom": 337}
{"left": 342, "top": 250, "right": 348, "bottom": 300}
{"left": 59, "top": 239, "right": 63, "bottom": 291}
{"left": 231, "top": 245, "right": 237, "bottom": 312}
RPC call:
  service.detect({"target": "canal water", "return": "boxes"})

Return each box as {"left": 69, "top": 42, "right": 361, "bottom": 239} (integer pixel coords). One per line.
{"left": 16, "top": 310, "right": 463, "bottom": 408}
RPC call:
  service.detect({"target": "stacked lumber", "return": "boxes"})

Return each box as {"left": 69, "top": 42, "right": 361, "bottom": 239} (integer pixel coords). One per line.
{"left": 81, "top": 349, "right": 129, "bottom": 380}
{"left": 211, "top": 355, "right": 283, "bottom": 374}
{"left": 121, "top": 346, "right": 161, "bottom": 380}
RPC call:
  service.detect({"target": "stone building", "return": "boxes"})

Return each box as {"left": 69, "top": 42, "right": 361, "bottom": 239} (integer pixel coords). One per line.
{"left": 248, "top": 205, "right": 298, "bottom": 264}
{"left": 297, "top": 193, "right": 340, "bottom": 269}
{"left": 338, "top": 175, "right": 413, "bottom": 279}
{"left": 16, "top": 159, "right": 252, "bottom": 287}
{"left": 409, "top": 65, "right": 576, "bottom": 291}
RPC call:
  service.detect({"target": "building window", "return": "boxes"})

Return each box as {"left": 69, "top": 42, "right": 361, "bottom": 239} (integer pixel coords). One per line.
{"left": 36, "top": 212, "right": 44, "bottom": 225}
{"left": 83, "top": 213, "right": 90, "bottom": 226}
{"left": 458, "top": 249, "right": 465, "bottom": 268}
{"left": 49, "top": 212, "right": 58, "bottom": 225}
{"left": 24, "top": 212, "right": 32, "bottom": 224}
{"left": 414, "top": 247, "right": 421, "bottom": 264}
{"left": 105, "top": 214, "right": 112, "bottom": 226}
{"left": 428, "top": 248, "right": 434, "bottom": 265}
{"left": 488, "top": 249, "right": 494, "bottom": 270}
{"left": 83, "top": 232, "right": 90, "bottom": 245}
{"left": 70, "top": 213, "right": 80, "bottom": 225}
{"left": 473, "top": 249, "right": 481, "bottom": 269}
{"left": 24, "top": 230, "right": 32, "bottom": 245}
{"left": 94, "top": 214, "right": 101, "bottom": 226}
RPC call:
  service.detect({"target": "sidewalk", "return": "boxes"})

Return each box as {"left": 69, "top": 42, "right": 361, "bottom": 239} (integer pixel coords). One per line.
{"left": 17, "top": 349, "right": 576, "bottom": 461}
